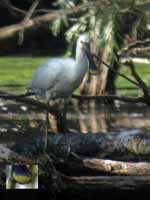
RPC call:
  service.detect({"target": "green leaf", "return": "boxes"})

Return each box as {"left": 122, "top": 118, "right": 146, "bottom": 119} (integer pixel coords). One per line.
{"left": 51, "top": 18, "right": 62, "bottom": 36}
{"left": 65, "top": 23, "right": 81, "bottom": 42}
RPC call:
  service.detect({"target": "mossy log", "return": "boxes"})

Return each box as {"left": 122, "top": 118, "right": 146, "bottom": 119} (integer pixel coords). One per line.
{"left": 47, "top": 129, "right": 150, "bottom": 160}
{"left": 1, "top": 129, "right": 150, "bottom": 163}
{"left": 1, "top": 130, "right": 150, "bottom": 191}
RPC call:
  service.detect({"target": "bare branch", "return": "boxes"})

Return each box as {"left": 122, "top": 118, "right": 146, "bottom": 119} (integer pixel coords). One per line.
{"left": 35, "top": 9, "right": 54, "bottom": 14}
{"left": 0, "top": 4, "right": 83, "bottom": 40}
{"left": 18, "top": 0, "right": 40, "bottom": 45}
{"left": 0, "top": 0, "right": 26, "bottom": 16}
{"left": 0, "top": 89, "right": 146, "bottom": 106}
{"left": 118, "top": 38, "right": 150, "bottom": 56}
{"left": 0, "top": 1, "right": 53, "bottom": 17}
{"left": 93, "top": 55, "right": 145, "bottom": 90}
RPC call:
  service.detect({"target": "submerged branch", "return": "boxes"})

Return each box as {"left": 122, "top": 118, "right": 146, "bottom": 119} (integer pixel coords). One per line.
{"left": 0, "top": 90, "right": 147, "bottom": 109}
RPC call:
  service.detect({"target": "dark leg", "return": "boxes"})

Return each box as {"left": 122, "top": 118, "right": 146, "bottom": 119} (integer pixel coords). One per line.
{"left": 62, "top": 99, "right": 67, "bottom": 132}
{"left": 62, "top": 99, "right": 71, "bottom": 158}
{"left": 44, "top": 101, "right": 50, "bottom": 152}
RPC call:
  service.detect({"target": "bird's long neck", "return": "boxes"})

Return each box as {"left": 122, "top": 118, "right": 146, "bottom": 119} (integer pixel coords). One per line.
{"left": 76, "top": 42, "right": 87, "bottom": 61}
{"left": 75, "top": 43, "right": 89, "bottom": 74}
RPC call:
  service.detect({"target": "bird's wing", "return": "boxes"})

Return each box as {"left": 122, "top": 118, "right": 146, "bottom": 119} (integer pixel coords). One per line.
{"left": 29, "top": 58, "right": 75, "bottom": 92}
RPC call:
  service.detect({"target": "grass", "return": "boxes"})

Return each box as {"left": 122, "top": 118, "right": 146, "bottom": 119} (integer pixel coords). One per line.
{"left": 116, "top": 62, "right": 150, "bottom": 88}
{"left": 0, "top": 56, "right": 49, "bottom": 94}
{"left": 0, "top": 56, "right": 149, "bottom": 96}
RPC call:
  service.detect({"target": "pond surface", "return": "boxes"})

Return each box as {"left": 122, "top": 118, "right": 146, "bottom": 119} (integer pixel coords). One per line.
{"left": 0, "top": 97, "right": 150, "bottom": 191}
{"left": 0, "top": 98, "right": 150, "bottom": 139}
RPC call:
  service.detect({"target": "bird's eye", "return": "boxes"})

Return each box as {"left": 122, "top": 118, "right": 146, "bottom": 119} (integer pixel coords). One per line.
{"left": 80, "top": 41, "right": 83, "bottom": 48}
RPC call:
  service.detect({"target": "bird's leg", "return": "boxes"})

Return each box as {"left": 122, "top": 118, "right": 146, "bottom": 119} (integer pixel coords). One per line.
{"left": 44, "top": 101, "right": 50, "bottom": 152}
{"left": 62, "top": 99, "right": 67, "bottom": 132}
{"left": 62, "top": 99, "right": 71, "bottom": 158}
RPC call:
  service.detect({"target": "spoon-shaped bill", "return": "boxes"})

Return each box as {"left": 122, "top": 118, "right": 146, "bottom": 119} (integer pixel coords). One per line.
{"left": 83, "top": 42, "right": 99, "bottom": 75}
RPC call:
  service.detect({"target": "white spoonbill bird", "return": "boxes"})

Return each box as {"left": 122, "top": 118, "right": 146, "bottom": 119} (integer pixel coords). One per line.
{"left": 28, "top": 33, "right": 97, "bottom": 151}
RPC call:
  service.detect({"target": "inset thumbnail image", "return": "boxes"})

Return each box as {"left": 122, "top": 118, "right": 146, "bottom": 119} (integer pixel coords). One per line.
{"left": 6, "top": 164, "right": 38, "bottom": 189}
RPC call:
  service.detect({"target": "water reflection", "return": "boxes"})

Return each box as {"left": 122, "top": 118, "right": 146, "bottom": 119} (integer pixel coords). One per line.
{"left": 0, "top": 100, "right": 150, "bottom": 137}
{"left": 67, "top": 102, "right": 150, "bottom": 134}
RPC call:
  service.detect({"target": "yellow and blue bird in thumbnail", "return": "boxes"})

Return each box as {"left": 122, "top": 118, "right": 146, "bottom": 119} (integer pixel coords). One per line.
{"left": 12, "top": 165, "right": 32, "bottom": 184}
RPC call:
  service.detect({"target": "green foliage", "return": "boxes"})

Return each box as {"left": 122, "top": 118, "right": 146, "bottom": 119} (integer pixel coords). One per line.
{"left": 50, "top": 0, "right": 149, "bottom": 58}
{"left": 51, "top": 17, "right": 68, "bottom": 36}
{"left": 50, "top": 0, "right": 125, "bottom": 59}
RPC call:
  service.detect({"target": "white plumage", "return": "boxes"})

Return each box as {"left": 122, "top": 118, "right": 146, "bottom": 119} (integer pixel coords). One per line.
{"left": 29, "top": 34, "right": 96, "bottom": 100}
{"left": 28, "top": 33, "right": 97, "bottom": 152}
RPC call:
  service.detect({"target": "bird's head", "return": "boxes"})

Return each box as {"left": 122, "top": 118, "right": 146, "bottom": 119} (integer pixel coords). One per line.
{"left": 78, "top": 33, "right": 98, "bottom": 75}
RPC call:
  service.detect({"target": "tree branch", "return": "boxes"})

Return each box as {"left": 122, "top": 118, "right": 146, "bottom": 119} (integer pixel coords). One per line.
{"left": 0, "top": 89, "right": 147, "bottom": 108}
{"left": 119, "top": 38, "right": 150, "bottom": 56}
{"left": 0, "top": 0, "right": 26, "bottom": 16}
{"left": 93, "top": 55, "right": 144, "bottom": 90}
{"left": 18, "top": 0, "right": 40, "bottom": 45}
{"left": 0, "top": 4, "right": 83, "bottom": 40}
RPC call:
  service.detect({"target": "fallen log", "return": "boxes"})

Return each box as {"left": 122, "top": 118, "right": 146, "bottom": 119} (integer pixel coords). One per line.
{"left": 1, "top": 129, "right": 150, "bottom": 162}
{"left": 56, "top": 157, "right": 150, "bottom": 176}
{"left": 62, "top": 175, "right": 150, "bottom": 191}
{"left": 82, "top": 158, "right": 150, "bottom": 175}
{"left": 47, "top": 129, "right": 150, "bottom": 160}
